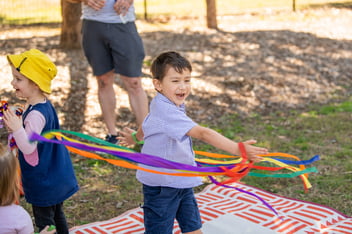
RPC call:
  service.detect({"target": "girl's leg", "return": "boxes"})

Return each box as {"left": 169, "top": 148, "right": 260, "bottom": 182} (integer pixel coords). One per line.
{"left": 32, "top": 203, "right": 69, "bottom": 234}
{"left": 32, "top": 205, "right": 55, "bottom": 232}
{"left": 54, "top": 202, "right": 69, "bottom": 234}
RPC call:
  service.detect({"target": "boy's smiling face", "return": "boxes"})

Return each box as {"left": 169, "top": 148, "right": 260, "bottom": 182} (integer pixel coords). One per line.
{"left": 153, "top": 66, "right": 191, "bottom": 107}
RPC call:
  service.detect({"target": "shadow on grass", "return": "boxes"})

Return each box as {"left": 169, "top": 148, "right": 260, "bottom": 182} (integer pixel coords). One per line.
{"left": 1, "top": 20, "right": 352, "bottom": 133}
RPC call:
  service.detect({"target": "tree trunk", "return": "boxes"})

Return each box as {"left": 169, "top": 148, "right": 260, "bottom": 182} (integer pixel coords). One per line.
{"left": 144, "top": 0, "right": 148, "bottom": 20}
{"left": 60, "top": 0, "right": 82, "bottom": 49}
{"left": 205, "top": 0, "right": 217, "bottom": 29}
{"left": 292, "top": 0, "right": 296, "bottom": 11}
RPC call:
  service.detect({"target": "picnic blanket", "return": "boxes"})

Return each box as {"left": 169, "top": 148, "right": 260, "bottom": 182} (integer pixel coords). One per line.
{"left": 69, "top": 182, "right": 352, "bottom": 234}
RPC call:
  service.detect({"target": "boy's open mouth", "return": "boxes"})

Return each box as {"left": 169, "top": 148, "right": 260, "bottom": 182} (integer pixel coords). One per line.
{"left": 176, "top": 93, "right": 185, "bottom": 98}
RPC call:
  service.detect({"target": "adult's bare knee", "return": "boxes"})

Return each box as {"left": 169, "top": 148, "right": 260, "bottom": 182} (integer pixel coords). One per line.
{"left": 122, "top": 77, "right": 143, "bottom": 92}
{"left": 97, "top": 71, "right": 115, "bottom": 89}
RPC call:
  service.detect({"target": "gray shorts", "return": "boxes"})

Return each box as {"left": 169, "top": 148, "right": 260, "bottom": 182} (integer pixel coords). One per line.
{"left": 82, "top": 19, "right": 145, "bottom": 77}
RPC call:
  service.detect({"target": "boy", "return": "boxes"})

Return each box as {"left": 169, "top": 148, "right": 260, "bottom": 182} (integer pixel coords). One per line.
{"left": 119, "top": 51, "right": 268, "bottom": 234}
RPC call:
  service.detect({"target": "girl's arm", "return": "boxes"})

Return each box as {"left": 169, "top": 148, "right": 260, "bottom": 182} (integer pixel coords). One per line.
{"left": 3, "top": 109, "right": 45, "bottom": 166}
{"left": 187, "top": 125, "right": 267, "bottom": 162}
{"left": 14, "top": 111, "right": 45, "bottom": 153}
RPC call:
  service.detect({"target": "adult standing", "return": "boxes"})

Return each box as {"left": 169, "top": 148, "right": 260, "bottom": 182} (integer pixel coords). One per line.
{"left": 68, "top": 0, "right": 148, "bottom": 143}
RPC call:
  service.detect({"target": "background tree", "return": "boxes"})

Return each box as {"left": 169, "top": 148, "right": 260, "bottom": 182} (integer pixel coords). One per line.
{"left": 206, "top": 0, "right": 217, "bottom": 29}
{"left": 60, "top": 0, "right": 81, "bottom": 49}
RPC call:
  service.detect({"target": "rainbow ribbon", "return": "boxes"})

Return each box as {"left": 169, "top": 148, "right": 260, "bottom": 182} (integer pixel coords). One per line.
{"left": 0, "top": 100, "right": 24, "bottom": 119}
{"left": 1, "top": 100, "right": 24, "bottom": 151}
{"left": 30, "top": 129, "right": 319, "bottom": 218}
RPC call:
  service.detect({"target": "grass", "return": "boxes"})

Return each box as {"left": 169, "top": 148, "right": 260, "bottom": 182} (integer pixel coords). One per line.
{"left": 19, "top": 96, "right": 352, "bottom": 226}
{"left": 0, "top": 0, "right": 61, "bottom": 24}
{"left": 4, "top": 0, "right": 352, "bottom": 228}
{"left": 1, "top": 0, "right": 352, "bottom": 24}
{"left": 195, "top": 97, "right": 352, "bottom": 216}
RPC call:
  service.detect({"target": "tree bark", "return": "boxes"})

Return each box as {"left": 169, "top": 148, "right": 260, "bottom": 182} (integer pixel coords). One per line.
{"left": 60, "top": 0, "right": 82, "bottom": 49}
{"left": 292, "top": 0, "right": 296, "bottom": 11}
{"left": 205, "top": 0, "right": 217, "bottom": 29}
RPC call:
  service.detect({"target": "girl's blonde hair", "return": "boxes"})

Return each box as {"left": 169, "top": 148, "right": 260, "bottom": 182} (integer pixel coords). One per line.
{"left": 0, "top": 144, "right": 20, "bottom": 206}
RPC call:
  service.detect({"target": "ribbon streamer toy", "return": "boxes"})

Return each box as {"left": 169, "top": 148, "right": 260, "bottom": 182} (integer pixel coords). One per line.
{"left": 30, "top": 129, "right": 319, "bottom": 218}
{"left": 0, "top": 100, "right": 24, "bottom": 150}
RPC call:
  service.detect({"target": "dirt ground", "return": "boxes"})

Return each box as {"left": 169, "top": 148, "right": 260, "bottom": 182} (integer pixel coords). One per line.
{"left": 1, "top": 8, "right": 351, "bottom": 137}
{"left": 0, "top": 6, "right": 352, "bottom": 227}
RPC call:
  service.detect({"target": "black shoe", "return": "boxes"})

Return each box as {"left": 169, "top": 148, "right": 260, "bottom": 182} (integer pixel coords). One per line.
{"left": 105, "top": 134, "right": 118, "bottom": 144}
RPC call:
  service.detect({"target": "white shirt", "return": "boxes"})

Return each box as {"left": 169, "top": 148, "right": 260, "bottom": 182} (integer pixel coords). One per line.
{"left": 82, "top": 0, "right": 136, "bottom": 23}
{"left": 0, "top": 204, "right": 34, "bottom": 234}
{"left": 137, "top": 93, "right": 203, "bottom": 188}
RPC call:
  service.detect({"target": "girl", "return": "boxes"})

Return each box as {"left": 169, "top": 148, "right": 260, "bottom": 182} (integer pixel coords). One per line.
{"left": 3, "top": 49, "right": 79, "bottom": 234}
{"left": 0, "top": 144, "right": 56, "bottom": 234}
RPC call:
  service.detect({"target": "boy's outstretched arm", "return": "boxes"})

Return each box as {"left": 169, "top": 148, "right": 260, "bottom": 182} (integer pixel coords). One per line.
{"left": 187, "top": 125, "right": 268, "bottom": 162}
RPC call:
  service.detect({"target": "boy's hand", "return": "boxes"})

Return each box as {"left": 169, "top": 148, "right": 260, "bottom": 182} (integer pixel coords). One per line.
{"left": 84, "top": 0, "right": 106, "bottom": 10}
{"left": 114, "top": 0, "right": 132, "bottom": 15}
{"left": 118, "top": 127, "right": 136, "bottom": 147}
{"left": 243, "top": 140, "right": 268, "bottom": 163}
{"left": 2, "top": 108, "right": 22, "bottom": 132}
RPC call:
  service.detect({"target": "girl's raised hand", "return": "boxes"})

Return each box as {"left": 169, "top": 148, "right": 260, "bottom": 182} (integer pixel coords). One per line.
{"left": 2, "top": 108, "right": 22, "bottom": 132}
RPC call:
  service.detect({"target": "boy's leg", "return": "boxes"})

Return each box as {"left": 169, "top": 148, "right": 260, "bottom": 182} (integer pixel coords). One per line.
{"left": 184, "top": 229, "right": 203, "bottom": 234}
{"left": 142, "top": 185, "right": 179, "bottom": 234}
{"left": 176, "top": 188, "right": 203, "bottom": 234}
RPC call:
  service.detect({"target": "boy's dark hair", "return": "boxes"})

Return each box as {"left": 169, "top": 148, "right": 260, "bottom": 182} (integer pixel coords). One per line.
{"left": 150, "top": 51, "right": 192, "bottom": 80}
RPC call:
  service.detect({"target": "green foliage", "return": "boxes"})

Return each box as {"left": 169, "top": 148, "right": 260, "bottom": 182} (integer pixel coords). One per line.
{"left": 0, "top": 0, "right": 61, "bottom": 24}
{"left": 318, "top": 99, "right": 352, "bottom": 115}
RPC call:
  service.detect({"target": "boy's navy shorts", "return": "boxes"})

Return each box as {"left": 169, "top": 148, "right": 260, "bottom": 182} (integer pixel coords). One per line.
{"left": 82, "top": 19, "right": 145, "bottom": 77}
{"left": 142, "top": 184, "right": 202, "bottom": 234}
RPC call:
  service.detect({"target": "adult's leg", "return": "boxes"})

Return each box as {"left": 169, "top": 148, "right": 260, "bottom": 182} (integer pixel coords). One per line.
{"left": 81, "top": 20, "right": 118, "bottom": 137}
{"left": 97, "top": 70, "right": 117, "bottom": 136}
{"left": 120, "top": 75, "right": 148, "bottom": 126}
